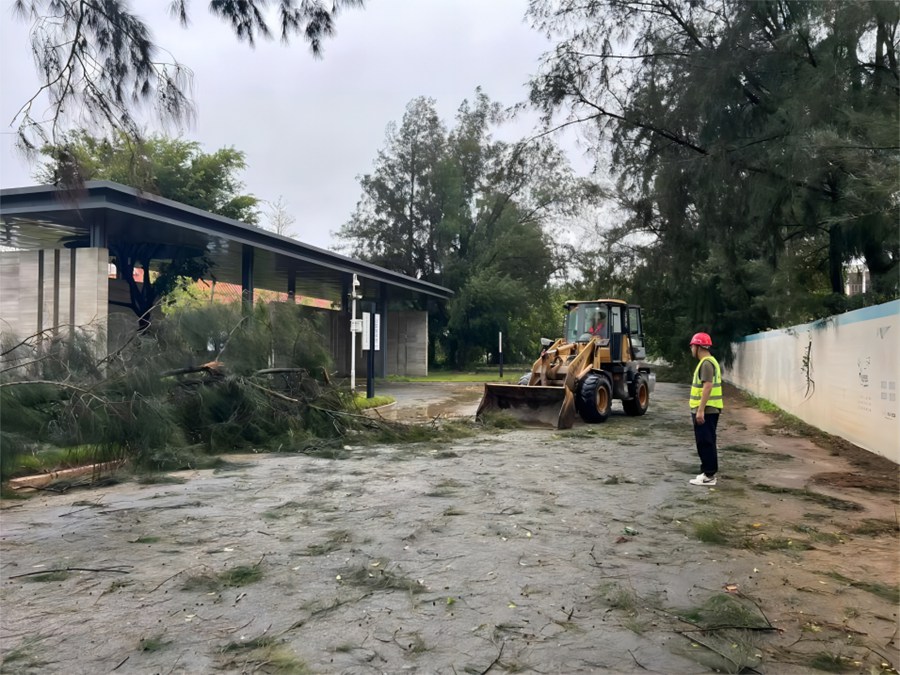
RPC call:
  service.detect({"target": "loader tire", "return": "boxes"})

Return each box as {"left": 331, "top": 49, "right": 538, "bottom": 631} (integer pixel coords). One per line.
{"left": 622, "top": 373, "right": 650, "bottom": 416}
{"left": 578, "top": 373, "right": 612, "bottom": 423}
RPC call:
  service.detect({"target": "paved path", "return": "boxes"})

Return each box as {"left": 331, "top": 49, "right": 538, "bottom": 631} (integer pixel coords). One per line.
{"left": 367, "top": 381, "right": 485, "bottom": 421}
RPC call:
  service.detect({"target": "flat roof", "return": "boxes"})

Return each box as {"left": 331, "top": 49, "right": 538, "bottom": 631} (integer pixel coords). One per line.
{"left": 0, "top": 181, "right": 452, "bottom": 305}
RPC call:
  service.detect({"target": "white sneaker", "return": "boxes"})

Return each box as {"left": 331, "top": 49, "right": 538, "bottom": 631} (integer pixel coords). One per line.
{"left": 689, "top": 474, "right": 717, "bottom": 486}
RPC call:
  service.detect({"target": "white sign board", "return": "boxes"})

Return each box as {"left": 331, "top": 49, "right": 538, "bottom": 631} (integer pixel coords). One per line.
{"left": 362, "top": 312, "right": 381, "bottom": 351}
{"left": 350, "top": 319, "right": 363, "bottom": 333}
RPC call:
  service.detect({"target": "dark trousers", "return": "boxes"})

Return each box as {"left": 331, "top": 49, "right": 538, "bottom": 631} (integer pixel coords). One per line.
{"left": 692, "top": 412, "right": 719, "bottom": 477}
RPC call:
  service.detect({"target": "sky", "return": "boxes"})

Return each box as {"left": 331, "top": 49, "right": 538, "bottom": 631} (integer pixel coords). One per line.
{"left": 0, "top": 0, "right": 590, "bottom": 251}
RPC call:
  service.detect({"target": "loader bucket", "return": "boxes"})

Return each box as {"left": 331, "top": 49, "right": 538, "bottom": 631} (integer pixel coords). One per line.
{"left": 476, "top": 383, "right": 577, "bottom": 429}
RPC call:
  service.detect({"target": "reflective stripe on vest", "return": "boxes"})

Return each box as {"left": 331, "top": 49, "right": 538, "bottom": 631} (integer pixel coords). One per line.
{"left": 690, "top": 356, "right": 724, "bottom": 410}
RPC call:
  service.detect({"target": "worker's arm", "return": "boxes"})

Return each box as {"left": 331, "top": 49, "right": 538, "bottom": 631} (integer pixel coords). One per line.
{"left": 696, "top": 381, "right": 713, "bottom": 425}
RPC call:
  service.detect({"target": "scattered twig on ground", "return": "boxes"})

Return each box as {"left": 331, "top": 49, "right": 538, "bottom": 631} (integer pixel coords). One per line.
{"left": 165, "top": 650, "right": 187, "bottom": 675}
{"left": 479, "top": 640, "right": 505, "bottom": 675}
{"left": 111, "top": 655, "right": 129, "bottom": 671}
{"left": 9, "top": 566, "right": 132, "bottom": 579}
{"left": 628, "top": 649, "right": 655, "bottom": 672}
{"left": 674, "top": 625, "right": 778, "bottom": 633}
{"left": 59, "top": 503, "right": 104, "bottom": 517}
{"left": 149, "top": 568, "right": 191, "bottom": 593}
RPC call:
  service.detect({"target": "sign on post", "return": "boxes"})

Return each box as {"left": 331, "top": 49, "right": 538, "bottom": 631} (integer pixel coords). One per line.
{"left": 362, "top": 313, "right": 381, "bottom": 351}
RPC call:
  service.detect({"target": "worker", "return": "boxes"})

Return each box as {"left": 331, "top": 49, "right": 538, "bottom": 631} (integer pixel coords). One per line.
{"left": 588, "top": 310, "right": 607, "bottom": 337}
{"left": 688, "top": 332, "right": 723, "bottom": 486}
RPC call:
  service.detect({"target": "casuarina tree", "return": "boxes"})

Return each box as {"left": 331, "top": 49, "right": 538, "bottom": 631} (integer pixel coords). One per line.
{"left": 528, "top": 0, "right": 899, "bottom": 363}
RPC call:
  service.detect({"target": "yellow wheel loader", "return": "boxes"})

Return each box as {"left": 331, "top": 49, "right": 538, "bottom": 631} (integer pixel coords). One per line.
{"left": 475, "top": 299, "right": 655, "bottom": 429}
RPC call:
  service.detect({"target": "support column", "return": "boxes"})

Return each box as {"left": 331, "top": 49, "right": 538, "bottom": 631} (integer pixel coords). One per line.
{"left": 241, "top": 245, "right": 254, "bottom": 309}
{"left": 89, "top": 213, "right": 107, "bottom": 248}
{"left": 287, "top": 269, "right": 296, "bottom": 303}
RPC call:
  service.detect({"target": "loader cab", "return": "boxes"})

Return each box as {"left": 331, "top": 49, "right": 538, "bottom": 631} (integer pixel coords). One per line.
{"left": 565, "top": 300, "right": 619, "bottom": 343}
{"left": 565, "top": 300, "right": 647, "bottom": 359}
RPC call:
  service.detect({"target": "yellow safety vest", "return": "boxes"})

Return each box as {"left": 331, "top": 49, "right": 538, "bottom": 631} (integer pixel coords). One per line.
{"left": 690, "top": 356, "right": 723, "bottom": 410}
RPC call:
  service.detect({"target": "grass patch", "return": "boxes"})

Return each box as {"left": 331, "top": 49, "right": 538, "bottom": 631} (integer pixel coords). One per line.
{"left": 0, "top": 636, "right": 51, "bottom": 671}
{"left": 753, "top": 484, "right": 863, "bottom": 511}
{"left": 8, "top": 444, "right": 120, "bottom": 479}
{"left": 25, "top": 571, "right": 70, "bottom": 583}
{"left": 304, "top": 529, "right": 352, "bottom": 556}
{"left": 129, "top": 536, "right": 160, "bottom": 544}
{"left": 809, "top": 651, "right": 855, "bottom": 673}
{"left": 850, "top": 518, "right": 899, "bottom": 536}
{"left": 434, "top": 450, "right": 460, "bottom": 459}
{"left": 103, "top": 579, "right": 133, "bottom": 594}
{"left": 720, "top": 444, "right": 792, "bottom": 461}
{"left": 0, "top": 484, "right": 31, "bottom": 500}
{"left": 476, "top": 412, "right": 523, "bottom": 429}
{"left": 339, "top": 561, "right": 426, "bottom": 594}
{"left": 595, "top": 582, "right": 639, "bottom": 612}
{"left": 825, "top": 571, "right": 900, "bottom": 603}
{"left": 741, "top": 536, "right": 814, "bottom": 552}
{"left": 791, "top": 524, "right": 844, "bottom": 545}
{"left": 307, "top": 479, "right": 343, "bottom": 495}
{"left": 354, "top": 395, "right": 394, "bottom": 410}
{"left": 677, "top": 593, "right": 770, "bottom": 629}
{"left": 693, "top": 518, "right": 731, "bottom": 545}
{"left": 134, "top": 474, "right": 188, "bottom": 485}
{"left": 221, "top": 635, "right": 310, "bottom": 674}
{"left": 139, "top": 634, "right": 170, "bottom": 652}
{"left": 262, "top": 500, "right": 305, "bottom": 520}
{"left": 182, "top": 564, "right": 263, "bottom": 592}
{"left": 442, "top": 506, "right": 465, "bottom": 516}
{"left": 602, "top": 474, "right": 635, "bottom": 485}
{"left": 396, "top": 631, "right": 428, "bottom": 654}
{"left": 426, "top": 478, "right": 465, "bottom": 497}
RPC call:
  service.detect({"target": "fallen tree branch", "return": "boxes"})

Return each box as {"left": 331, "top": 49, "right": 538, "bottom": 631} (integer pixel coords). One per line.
{"left": 9, "top": 566, "right": 132, "bottom": 579}
{"left": 162, "top": 361, "right": 225, "bottom": 378}
{"left": 244, "top": 380, "right": 300, "bottom": 403}
{"left": 0, "top": 379, "right": 106, "bottom": 405}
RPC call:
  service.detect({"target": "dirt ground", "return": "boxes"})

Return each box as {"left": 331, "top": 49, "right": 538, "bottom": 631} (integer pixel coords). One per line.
{"left": 1, "top": 381, "right": 898, "bottom": 674}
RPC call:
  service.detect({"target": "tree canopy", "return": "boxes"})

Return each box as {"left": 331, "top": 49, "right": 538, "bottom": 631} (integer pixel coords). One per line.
{"left": 12, "top": 0, "right": 363, "bottom": 152}
{"left": 36, "top": 132, "right": 260, "bottom": 223}
{"left": 36, "top": 132, "right": 261, "bottom": 327}
{"left": 528, "top": 0, "right": 899, "bottom": 363}
{"left": 337, "top": 91, "right": 586, "bottom": 368}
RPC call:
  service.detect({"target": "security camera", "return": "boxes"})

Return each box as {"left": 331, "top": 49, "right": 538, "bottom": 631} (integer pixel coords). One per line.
{"left": 352, "top": 274, "right": 361, "bottom": 288}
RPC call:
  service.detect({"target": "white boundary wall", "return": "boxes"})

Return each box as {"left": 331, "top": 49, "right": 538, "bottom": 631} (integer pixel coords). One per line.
{"left": 726, "top": 300, "right": 899, "bottom": 463}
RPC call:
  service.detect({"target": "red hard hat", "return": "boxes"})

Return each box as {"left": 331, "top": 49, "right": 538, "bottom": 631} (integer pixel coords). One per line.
{"left": 690, "top": 332, "right": 712, "bottom": 347}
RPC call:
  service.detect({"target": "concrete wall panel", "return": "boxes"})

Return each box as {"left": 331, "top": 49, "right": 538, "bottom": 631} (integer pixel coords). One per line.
{"left": 0, "top": 248, "right": 109, "bottom": 359}
{"left": 386, "top": 311, "right": 428, "bottom": 377}
{"left": 726, "top": 301, "right": 899, "bottom": 463}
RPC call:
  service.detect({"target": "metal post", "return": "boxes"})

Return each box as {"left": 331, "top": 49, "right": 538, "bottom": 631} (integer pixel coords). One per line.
{"left": 366, "top": 302, "right": 376, "bottom": 398}
{"left": 350, "top": 274, "right": 361, "bottom": 391}
{"left": 499, "top": 331, "right": 504, "bottom": 379}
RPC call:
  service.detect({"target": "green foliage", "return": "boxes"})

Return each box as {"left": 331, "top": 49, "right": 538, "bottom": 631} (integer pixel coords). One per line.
{"left": 35, "top": 131, "right": 260, "bottom": 223}
{"left": 337, "top": 90, "right": 587, "bottom": 368}
{"left": 1, "top": 302, "right": 348, "bottom": 476}
{"left": 529, "top": 0, "right": 899, "bottom": 365}
{"left": 13, "top": 1, "right": 362, "bottom": 154}
{"left": 33, "top": 132, "right": 262, "bottom": 327}
{"left": 679, "top": 594, "right": 771, "bottom": 630}
{"left": 693, "top": 519, "right": 731, "bottom": 545}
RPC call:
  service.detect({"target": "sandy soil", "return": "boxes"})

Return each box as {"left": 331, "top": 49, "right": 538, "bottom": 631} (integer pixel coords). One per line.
{"left": 1, "top": 381, "right": 898, "bottom": 674}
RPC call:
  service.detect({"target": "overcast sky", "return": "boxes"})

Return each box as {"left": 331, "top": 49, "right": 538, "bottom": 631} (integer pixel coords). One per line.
{"left": 0, "top": 0, "right": 590, "bottom": 251}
